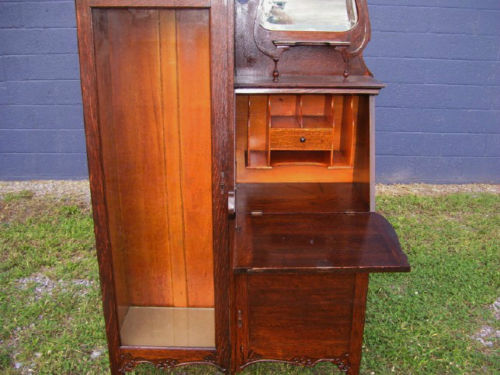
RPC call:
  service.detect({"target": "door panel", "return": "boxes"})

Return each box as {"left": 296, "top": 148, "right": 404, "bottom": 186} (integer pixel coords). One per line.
{"left": 235, "top": 274, "right": 357, "bottom": 368}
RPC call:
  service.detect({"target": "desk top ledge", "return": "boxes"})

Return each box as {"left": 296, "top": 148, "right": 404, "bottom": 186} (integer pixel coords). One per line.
{"left": 235, "top": 75, "right": 385, "bottom": 92}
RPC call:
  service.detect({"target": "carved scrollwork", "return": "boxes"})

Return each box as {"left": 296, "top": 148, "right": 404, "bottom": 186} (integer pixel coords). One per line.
{"left": 118, "top": 352, "right": 226, "bottom": 374}
{"left": 241, "top": 352, "right": 351, "bottom": 374}
{"left": 118, "top": 354, "right": 137, "bottom": 374}
{"left": 246, "top": 349, "right": 263, "bottom": 362}
{"left": 331, "top": 352, "right": 351, "bottom": 373}
{"left": 203, "top": 352, "right": 228, "bottom": 372}
{"left": 119, "top": 353, "right": 179, "bottom": 373}
{"left": 289, "top": 356, "right": 317, "bottom": 367}
{"left": 289, "top": 353, "right": 351, "bottom": 373}
{"left": 203, "top": 352, "right": 218, "bottom": 363}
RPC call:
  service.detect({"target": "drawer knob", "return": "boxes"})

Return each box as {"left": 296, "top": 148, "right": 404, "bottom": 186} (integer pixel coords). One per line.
{"left": 300, "top": 137, "right": 306, "bottom": 143}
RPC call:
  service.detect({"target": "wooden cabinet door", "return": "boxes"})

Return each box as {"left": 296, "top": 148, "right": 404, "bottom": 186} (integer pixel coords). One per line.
{"left": 234, "top": 273, "right": 369, "bottom": 374}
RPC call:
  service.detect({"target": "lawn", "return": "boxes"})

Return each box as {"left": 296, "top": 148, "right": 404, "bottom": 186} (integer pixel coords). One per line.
{"left": 0, "top": 190, "right": 498, "bottom": 374}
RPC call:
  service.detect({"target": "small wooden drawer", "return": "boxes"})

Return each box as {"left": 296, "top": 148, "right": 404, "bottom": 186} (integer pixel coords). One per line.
{"left": 270, "top": 128, "right": 332, "bottom": 151}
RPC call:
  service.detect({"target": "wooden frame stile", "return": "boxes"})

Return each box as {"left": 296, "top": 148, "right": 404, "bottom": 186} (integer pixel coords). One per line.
{"left": 348, "top": 273, "right": 369, "bottom": 375}
{"left": 210, "top": 0, "right": 234, "bottom": 373}
{"left": 369, "top": 95, "right": 376, "bottom": 212}
{"left": 75, "top": 0, "right": 233, "bottom": 373}
{"left": 224, "top": 1, "right": 239, "bottom": 375}
{"left": 75, "top": 1, "right": 121, "bottom": 373}
{"left": 232, "top": 274, "right": 249, "bottom": 374}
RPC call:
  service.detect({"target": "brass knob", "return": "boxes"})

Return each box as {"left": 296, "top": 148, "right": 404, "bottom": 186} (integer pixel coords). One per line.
{"left": 300, "top": 137, "right": 306, "bottom": 143}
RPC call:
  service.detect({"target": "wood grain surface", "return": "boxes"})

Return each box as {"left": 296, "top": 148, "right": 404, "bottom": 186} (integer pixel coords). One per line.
{"left": 233, "top": 273, "right": 367, "bottom": 373}
{"left": 92, "top": 8, "right": 213, "bottom": 309}
{"left": 234, "top": 212, "right": 410, "bottom": 273}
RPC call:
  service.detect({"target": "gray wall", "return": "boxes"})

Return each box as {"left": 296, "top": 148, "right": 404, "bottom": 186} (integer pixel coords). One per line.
{"left": 0, "top": 0, "right": 499, "bottom": 183}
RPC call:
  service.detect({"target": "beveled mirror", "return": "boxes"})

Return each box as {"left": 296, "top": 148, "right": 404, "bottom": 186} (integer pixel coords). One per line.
{"left": 259, "top": 0, "right": 358, "bottom": 32}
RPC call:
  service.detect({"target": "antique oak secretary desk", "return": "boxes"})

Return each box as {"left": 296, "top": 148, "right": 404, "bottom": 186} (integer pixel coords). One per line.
{"left": 75, "top": 0, "right": 410, "bottom": 374}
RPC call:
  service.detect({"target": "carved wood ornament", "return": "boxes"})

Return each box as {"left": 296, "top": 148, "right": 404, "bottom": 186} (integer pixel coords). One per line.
{"left": 240, "top": 351, "right": 352, "bottom": 374}
{"left": 119, "top": 353, "right": 225, "bottom": 374}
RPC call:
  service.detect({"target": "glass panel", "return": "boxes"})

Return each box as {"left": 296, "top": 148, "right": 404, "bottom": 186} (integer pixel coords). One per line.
{"left": 259, "top": 0, "right": 358, "bottom": 32}
{"left": 92, "top": 8, "right": 214, "bottom": 348}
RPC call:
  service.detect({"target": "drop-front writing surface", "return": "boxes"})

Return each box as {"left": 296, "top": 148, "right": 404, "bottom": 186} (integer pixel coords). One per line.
{"left": 92, "top": 8, "right": 214, "bottom": 348}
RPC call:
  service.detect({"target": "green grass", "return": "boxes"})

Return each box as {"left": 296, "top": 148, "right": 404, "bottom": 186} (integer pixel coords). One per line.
{"left": 0, "top": 192, "right": 498, "bottom": 374}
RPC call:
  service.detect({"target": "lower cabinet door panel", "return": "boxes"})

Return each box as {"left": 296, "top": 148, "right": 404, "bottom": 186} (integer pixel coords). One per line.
{"left": 235, "top": 273, "right": 368, "bottom": 372}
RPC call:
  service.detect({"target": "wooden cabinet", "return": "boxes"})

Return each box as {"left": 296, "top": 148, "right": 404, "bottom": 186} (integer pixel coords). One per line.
{"left": 76, "top": 1, "right": 409, "bottom": 374}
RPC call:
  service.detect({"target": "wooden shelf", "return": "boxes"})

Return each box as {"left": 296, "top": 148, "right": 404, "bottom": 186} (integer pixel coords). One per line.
{"left": 266, "top": 151, "right": 350, "bottom": 168}
{"left": 235, "top": 75, "right": 385, "bottom": 92}
{"left": 234, "top": 212, "right": 410, "bottom": 274}
{"left": 330, "top": 150, "right": 350, "bottom": 168}
{"left": 247, "top": 150, "right": 270, "bottom": 169}
{"left": 270, "top": 116, "right": 333, "bottom": 129}
{"left": 120, "top": 307, "right": 215, "bottom": 348}
{"left": 270, "top": 116, "right": 300, "bottom": 128}
{"left": 270, "top": 151, "right": 331, "bottom": 167}
{"left": 302, "top": 116, "right": 334, "bottom": 129}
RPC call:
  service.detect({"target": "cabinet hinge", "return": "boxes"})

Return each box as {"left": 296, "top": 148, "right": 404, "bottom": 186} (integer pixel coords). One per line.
{"left": 220, "top": 171, "right": 225, "bottom": 192}
{"left": 237, "top": 309, "right": 243, "bottom": 328}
